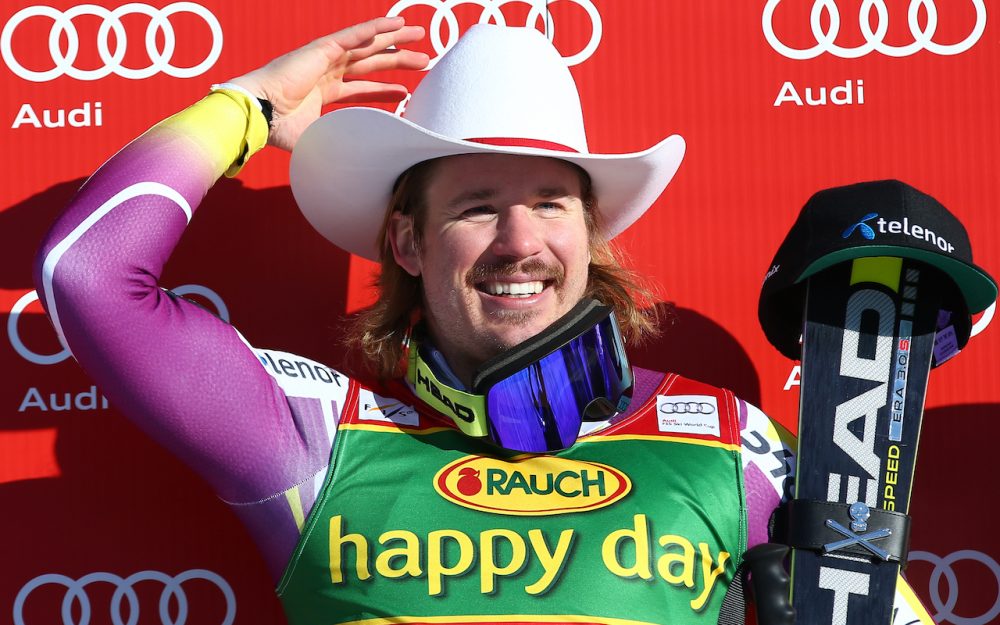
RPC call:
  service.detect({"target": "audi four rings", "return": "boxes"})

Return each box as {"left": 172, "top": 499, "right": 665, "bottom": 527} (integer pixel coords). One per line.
{"left": 1, "top": 3, "right": 223, "bottom": 82}
{"left": 5, "top": 0, "right": 987, "bottom": 82}
{"left": 14, "top": 570, "right": 236, "bottom": 625}
{"left": 763, "top": 0, "right": 986, "bottom": 59}
{"left": 385, "top": 0, "right": 602, "bottom": 68}
{"left": 658, "top": 401, "right": 717, "bottom": 415}
{"left": 908, "top": 550, "right": 1000, "bottom": 625}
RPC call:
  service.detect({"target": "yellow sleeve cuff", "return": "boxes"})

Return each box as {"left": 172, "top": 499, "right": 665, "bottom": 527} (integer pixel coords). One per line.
{"left": 211, "top": 88, "right": 269, "bottom": 176}
{"left": 155, "top": 89, "right": 269, "bottom": 178}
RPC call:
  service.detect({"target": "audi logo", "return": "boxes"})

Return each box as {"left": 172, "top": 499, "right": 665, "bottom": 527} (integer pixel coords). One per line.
{"left": 2, "top": 2, "right": 223, "bottom": 82}
{"left": 8, "top": 285, "right": 229, "bottom": 366}
{"left": 13, "top": 569, "right": 236, "bottom": 625}
{"left": 971, "top": 301, "right": 994, "bottom": 338}
{"left": 658, "top": 401, "right": 716, "bottom": 415}
{"left": 385, "top": 0, "right": 602, "bottom": 68}
{"left": 909, "top": 550, "right": 1000, "bottom": 625}
{"left": 762, "top": 0, "right": 987, "bottom": 59}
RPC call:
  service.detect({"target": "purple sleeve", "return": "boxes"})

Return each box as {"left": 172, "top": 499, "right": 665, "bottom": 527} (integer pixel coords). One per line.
{"left": 739, "top": 399, "right": 796, "bottom": 548}
{"left": 32, "top": 96, "right": 325, "bottom": 507}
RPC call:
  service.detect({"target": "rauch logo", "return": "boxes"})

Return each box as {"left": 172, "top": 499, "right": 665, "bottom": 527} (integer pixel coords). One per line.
{"left": 435, "top": 455, "right": 631, "bottom": 516}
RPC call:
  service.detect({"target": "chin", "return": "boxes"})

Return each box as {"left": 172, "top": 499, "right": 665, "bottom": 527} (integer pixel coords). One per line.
{"left": 486, "top": 321, "right": 550, "bottom": 350}
{"left": 472, "top": 297, "right": 578, "bottom": 354}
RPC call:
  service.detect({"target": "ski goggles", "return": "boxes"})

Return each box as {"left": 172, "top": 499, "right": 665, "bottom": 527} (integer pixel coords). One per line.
{"left": 407, "top": 298, "right": 634, "bottom": 453}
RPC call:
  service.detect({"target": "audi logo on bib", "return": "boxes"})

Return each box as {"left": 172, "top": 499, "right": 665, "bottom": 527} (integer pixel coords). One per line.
{"left": 658, "top": 401, "right": 716, "bottom": 415}
{"left": 14, "top": 569, "right": 236, "bottom": 625}
{"left": 1, "top": 2, "right": 223, "bottom": 82}
{"left": 762, "top": 0, "right": 987, "bottom": 59}
{"left": 385, "top": 0, "right": 603, "bottom": 68}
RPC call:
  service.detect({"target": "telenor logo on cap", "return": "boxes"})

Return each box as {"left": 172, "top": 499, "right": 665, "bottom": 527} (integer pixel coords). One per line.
{"left": 842, "top": 212, "right": 955, "bottom": 253}
{"left": 842, "top": 212, "right": 878, "bottom": 240}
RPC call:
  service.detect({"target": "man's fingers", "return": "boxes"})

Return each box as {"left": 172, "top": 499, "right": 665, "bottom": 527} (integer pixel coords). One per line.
{"left": 334, "top": 80, "right": 410, "bottom": 104}
{"left": 346, "top": 48, "right": 429, "bottom": 76}
{"left": 385, "top": 24, "right": 427, "bottom": 47}
{"left": 342, "top": 25, "right": 426, "bottom": 63}
{"left": 319, "top": 16, "right": 423, "bottom": 62}
{"left": 327, "top": 16, "right": 407, "bottom": 52}
{"left": 253, "top": 18, "right": 427, "bottom": 110}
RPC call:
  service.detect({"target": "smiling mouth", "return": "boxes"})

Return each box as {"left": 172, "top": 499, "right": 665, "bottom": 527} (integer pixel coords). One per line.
{"left": 467, "top": 259, "right": 564, "bottom": 299}
{"left": 478, "top": 280, "right": 548, "bottom": 298}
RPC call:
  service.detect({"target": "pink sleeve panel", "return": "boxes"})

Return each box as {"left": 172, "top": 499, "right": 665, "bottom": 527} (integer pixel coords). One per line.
{"left": 32, "top": 98, "right": 336, "bottom": 505}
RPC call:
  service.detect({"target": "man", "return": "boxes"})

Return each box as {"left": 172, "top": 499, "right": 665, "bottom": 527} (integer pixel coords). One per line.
{"left": 34, "top": 16, "right": 933, "bottom": 624}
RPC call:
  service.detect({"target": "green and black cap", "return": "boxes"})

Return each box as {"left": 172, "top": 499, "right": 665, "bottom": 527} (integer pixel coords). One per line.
{"left": 759, "top": 179, "right": 997, "bottom": 360}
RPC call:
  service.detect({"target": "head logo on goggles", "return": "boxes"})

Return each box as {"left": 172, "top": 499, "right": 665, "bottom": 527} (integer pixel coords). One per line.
{"left": 410, "top": 349, "right": 488, "bottom": 437}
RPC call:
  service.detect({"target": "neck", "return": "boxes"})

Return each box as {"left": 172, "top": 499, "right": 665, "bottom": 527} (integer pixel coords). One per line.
{"left": 420, "top": 319, "right": 493, "bottom": 390}
{"left": 417, "top": 334, "right": 473, "bottom": 391}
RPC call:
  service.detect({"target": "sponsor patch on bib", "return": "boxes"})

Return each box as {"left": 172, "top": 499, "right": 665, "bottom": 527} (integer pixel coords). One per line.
{"left": 435, "top": 455, "right": 631, "bottom": 516}
{"left": 358, "top": 388, "right": 419, "bottom": 426}
{"left": 656, "top": 395, "right": 720, "bottom": 437}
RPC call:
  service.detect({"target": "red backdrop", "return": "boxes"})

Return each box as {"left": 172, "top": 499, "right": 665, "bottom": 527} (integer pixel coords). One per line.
{"left": 2, "top": 1, "right": 998, "bottom": 624}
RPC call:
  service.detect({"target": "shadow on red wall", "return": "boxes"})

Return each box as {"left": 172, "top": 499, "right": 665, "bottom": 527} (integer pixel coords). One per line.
{"left": 631, "top": 302, "right": 762, "bottom": 407}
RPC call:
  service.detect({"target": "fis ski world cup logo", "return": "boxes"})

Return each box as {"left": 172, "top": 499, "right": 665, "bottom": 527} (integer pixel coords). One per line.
{"left": 435, "top": 455, "right": 631, "bottom": 515}
{"left": 762, "top": 0, "right": 987, "bottom": 60}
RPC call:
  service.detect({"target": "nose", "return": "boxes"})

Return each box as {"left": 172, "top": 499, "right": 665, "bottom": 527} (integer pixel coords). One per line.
{"left": 490, "top": 206, "right": 544, "bottom": 260}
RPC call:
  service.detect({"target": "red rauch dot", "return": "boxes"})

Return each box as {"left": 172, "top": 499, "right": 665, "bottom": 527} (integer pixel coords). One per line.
{"left": 456, "top": 467, "right": 482, "bottom": 496}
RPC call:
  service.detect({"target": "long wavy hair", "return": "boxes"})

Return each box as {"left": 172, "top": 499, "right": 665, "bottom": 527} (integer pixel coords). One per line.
{"left": 346, "top": 157, "right": 662, "bottom": 379}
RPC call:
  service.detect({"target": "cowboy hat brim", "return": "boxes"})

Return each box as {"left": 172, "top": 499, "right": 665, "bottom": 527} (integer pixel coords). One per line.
{"left": 290, "top": 107, "right": 686, "bottom": 260}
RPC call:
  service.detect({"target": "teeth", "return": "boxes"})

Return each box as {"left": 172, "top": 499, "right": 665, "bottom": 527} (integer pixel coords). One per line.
{"left": 483, "top": 281, "right": 544, "bottom": 297}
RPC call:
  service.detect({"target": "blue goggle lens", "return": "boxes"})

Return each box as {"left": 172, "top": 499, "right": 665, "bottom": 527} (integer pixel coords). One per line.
{"left": 483, "top": 313, "right": 632, "bottom": 453}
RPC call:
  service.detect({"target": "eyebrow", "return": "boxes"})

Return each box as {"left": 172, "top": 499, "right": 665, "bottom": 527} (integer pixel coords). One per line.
{"left": 447, "top": 188, "right": 497, "bottom": 209}
{"left": 446, "top": 186, "right": 574, "bottom": 209}
{"left": 535, "top": 186, "right": 573, "bottom": 199}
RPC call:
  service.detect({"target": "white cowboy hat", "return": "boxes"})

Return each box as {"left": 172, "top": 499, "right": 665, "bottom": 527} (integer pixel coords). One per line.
{"left": 290, "top": 24, "right": 685, "bottom": 260}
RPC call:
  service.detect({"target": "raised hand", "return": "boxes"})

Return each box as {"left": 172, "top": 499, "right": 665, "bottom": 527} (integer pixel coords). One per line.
{"left": 228, "top": 16, "right": 428, "bottom": 152}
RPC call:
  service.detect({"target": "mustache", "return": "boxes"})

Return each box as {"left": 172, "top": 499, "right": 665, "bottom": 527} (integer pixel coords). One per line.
{"left": 465, "top": 258, "right": 565, "bottom": 287}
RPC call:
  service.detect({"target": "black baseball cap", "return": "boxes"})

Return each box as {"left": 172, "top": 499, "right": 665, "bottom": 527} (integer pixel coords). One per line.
{"left": 759, "top": 179, "right": 997, "bottom": 361}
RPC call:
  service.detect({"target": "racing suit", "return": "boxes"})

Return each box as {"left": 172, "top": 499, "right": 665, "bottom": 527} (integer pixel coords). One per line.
{"left": 32, "top": 91, "right": 934, "bottom": 624}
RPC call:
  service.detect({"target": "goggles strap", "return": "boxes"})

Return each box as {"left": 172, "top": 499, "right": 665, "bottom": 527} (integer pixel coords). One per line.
{"left": 408, "top": 345, "right": 489, "bottom": 437}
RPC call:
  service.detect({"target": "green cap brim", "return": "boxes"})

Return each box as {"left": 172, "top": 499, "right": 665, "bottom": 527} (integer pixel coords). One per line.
{"left": 798, "top": 245, "right": 998, "bottom": 313}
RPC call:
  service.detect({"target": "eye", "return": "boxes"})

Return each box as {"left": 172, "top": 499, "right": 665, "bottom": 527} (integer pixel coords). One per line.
{"left": 536, "top": 200, "right": 567, "bottom": 213}
{"left": 459, "top": 205, "right": 496, "bottom": 220}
